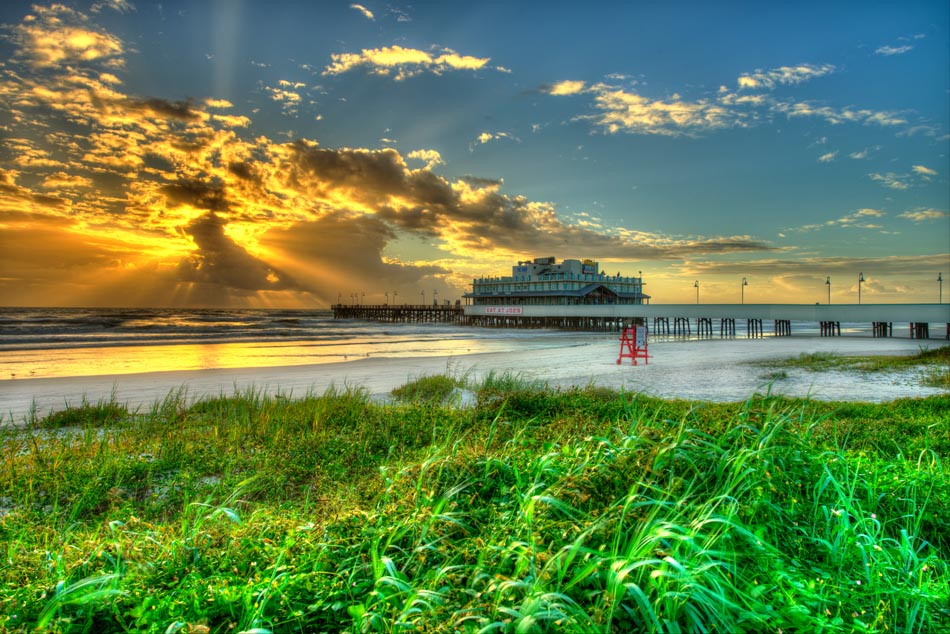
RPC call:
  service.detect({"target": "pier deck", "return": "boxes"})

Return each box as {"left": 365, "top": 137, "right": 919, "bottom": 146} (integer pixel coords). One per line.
{"left": 332, "top": 303, "right": 950, "bottom": 339}
{"left": 332, "top": 304, "right": 464, "bottom": 324}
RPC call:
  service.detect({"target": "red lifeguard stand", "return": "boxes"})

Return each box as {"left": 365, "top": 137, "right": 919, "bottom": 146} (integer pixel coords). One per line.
{"left": 617, "top": 324, "right": 649, "bottom": 365}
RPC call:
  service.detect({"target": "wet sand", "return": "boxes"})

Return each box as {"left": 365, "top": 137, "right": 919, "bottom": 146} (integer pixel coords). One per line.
{"left": 1, "top": 336, "right": 946, "bottom": 425}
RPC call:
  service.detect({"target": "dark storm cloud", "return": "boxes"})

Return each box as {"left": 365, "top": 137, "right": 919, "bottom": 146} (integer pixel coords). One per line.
{"left": 227, "top": 161, "right": 260, "bottom": 182}
{"left": 160, "top": 179, "right": 229, "bottom": 212}
{"left": 131, "top": 98, "right": 203, "bottom": 121}
{"left": 259, "top": 212, "right": 450, "bottom": 305}
{"left": 177, "top": 212, "right": 306, "bottom": 292}
{"left": 285, "top": 143, "right": 777, "bottom": 260}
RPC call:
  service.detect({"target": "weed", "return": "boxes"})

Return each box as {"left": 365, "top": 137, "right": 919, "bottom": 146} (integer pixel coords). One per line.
{"left": 1, "top": 382, "right": 947, "bottom": 633}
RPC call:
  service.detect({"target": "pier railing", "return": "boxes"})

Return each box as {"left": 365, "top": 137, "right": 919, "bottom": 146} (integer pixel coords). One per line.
{"left": 462, "top": 303, "right": 950, "bottom": 338}
{"left": 332, "top": 302, "right": 950, "bottom": 339}
{"left": 332, "top": 304, "right": 464, "bottom": 324}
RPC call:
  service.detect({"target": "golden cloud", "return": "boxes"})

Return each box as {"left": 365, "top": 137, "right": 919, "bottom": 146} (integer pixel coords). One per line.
{"left": 0, "top": 5, "right": 781, "bottom": 307}
{"left": 546, "top": 80, "right": 587, "bottom": 96}
{"left": 323, "top": 45, "right": 490, "bottom": 80}
{"left": 898, "top": 208, "right": 949, "bottom": 222}
{"left": 581, "top": 85, "right": 739, "bottom": 136}
{"left": 12, "top": 5, "right": 124, "bottom": 69}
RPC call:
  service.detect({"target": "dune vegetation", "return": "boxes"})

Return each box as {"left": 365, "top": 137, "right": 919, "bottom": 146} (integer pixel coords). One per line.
{"left": 0, "top": 375, "right": 947, "bottom": 633}
{"left": 754, "top": 345, "right": 950, "bottom": 389}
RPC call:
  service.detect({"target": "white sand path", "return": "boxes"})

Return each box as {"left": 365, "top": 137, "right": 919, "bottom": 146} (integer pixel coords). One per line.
{"left": 1, "top": 336, "right": 946, "bottom": 425}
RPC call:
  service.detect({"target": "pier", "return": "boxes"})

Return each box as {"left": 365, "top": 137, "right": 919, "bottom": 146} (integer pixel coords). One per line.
{"left": 334, "top": 303, "right": 950, "bottom": 339}
{"left": 332, "top": 304, "right": 465, "bottom": 324}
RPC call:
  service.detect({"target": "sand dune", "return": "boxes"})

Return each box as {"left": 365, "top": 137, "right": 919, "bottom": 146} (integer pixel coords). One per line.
{"left": 1, "top": 336, "right": 945, "bottom": 425}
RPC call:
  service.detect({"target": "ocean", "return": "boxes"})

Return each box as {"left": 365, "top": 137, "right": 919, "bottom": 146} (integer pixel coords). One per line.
{"left": 1, "top": 307, "right": 944, "bottom": 424}
{"left": 0, "top": 306, "right": 929, "bottom": 382}
{"left": 0, "top": 307, "right": 587, "bottom": 380}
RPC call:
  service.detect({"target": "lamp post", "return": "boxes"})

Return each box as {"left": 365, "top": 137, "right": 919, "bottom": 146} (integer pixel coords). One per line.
{"left": 741, "top": 277, "right": 748, "bottom": 304}
{"left": 694, "top": 280, "right": 700, "bottom": 304}
{"left": 361, "top": 292, "right": 365, "bottom": 306}
{"left": 433, "top": 289, "right": 438, "bottom": 306}
{"left": 858, "top": 272, "right": 865, "bottom": 305}
{"left": 393, "top": 290, "right": 398, "bottom": 305}
{"left": 825, "top": 276, "right": 831, "bottom": 305}
{"left": 385, "top": 291, "right": 389, "bottom": 305}
{"left": 939, "top": 273, "right": 943, "bottom": 304}
{"left": 421, "top": 290, "right": 425, "bottom": 306}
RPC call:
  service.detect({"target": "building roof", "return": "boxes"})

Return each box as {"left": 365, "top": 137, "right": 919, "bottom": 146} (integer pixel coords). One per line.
{"left": 465, "top": 283, "right": 650, "bottom": 300}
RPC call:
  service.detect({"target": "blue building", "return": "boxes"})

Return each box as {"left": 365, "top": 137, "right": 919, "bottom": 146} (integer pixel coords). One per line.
{"left": 465, "top": 256, "right": 649, "bottom": 306}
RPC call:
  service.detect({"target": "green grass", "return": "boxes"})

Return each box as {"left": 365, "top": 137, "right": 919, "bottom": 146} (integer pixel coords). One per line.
{"left": 756, "top": 345, "right": 950, "bottom": 389}
{"left": 1, "top": 381, "right": 948, "bottom": 633}
{"left": 391, "top": 373, "right": 463, "bottom": 404}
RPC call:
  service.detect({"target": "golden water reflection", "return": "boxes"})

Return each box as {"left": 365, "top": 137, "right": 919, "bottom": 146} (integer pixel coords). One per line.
{"left": 1, "top": 336, "right": 531, "bottom": 380}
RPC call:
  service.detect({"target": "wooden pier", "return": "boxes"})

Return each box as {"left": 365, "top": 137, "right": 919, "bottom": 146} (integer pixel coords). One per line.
{"left": 332, "top": 304, "right": 465, "bottom": 324}
{"left": 332, "top": 303, "right": 950, "bottom": 339}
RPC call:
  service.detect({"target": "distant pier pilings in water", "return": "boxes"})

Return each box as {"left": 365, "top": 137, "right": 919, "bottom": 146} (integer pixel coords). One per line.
{"left": 333, "top": 303, "right": 950, "bottom": 339}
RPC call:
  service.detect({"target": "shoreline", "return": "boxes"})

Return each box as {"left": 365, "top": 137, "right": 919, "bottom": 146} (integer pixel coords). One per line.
{"left": 1, "top": 336, "right": 946, "bottom": 426}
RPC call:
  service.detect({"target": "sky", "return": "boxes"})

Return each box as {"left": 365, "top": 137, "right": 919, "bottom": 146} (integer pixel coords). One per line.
{"left": 0, "top": 0, "right": 947, "bottom": 308}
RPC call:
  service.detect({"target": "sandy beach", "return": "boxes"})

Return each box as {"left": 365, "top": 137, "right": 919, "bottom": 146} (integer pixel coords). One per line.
{"left": 1, "top": 335, "right": 946, "bottom": 425}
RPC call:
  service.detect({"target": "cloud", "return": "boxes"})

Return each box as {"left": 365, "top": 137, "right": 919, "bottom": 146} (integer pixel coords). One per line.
{"left": 869, "top": 172, "right": 910, "bottom": 190}
{"left": 350, "top": 3, "right": 374, "bottom": 20}
{"left": 407, "top": 149, "right": 444, "bottom": 169}
{"left": 544, "top": 80, "right": 587, "bottom": 96}
{"left": 684, "top": 253, "right": 949, "bottom": 277}
{"left": 9, "top": 4, "right": 125, "bottom": 69}
{"left": 177, "top": 212, "right": 305, "bottom": 293}
{"left": 770, "top": 101, "right": 907, "bottom": 127}
{"left": 160, "top": 178, "right": 230, "bottom": 212}
{"left": 818, "top": 151, "right": 837, "bottom": 163}
{"left": 573, "top": 84, "right": 742, "bottom": 137}
{"left": 323, "top": 45, "right": 490, "bottom": 80}
{"left": 471, "top": 131, "right": 519, "bottom": 149}
{"left": 736, "top": 64, "right": 835, "bottom": 90}
{"left": 205, "top": 98, "right": 234, "bottom": 109}
{"left": 787, "top": 208, "right": 886, "bottom": 232}
{"left": 912, "top": 165, "right": 937, "bottom": 177}
{"left": 260, "top": 212, "right": 450, "bottom": 304}
{"left": 0, "top": 4, "right": 783, "bottom": 307}
{"left": 898, "top": 208, "right": 949, "bottom": 222}
{"left": 90, "top": 0, "right": 135, "bottom": 13}
{"left": 279, "top": 142, "right": 778, "bottom": 261}
{"left": 41, "top": 172, "right": 93, "bottom": 189}
{"left": 876, "top": 45, "right": 913, "bottom": 56}
{"left": 548, "top": 62, "right": 904, "bottom": 138}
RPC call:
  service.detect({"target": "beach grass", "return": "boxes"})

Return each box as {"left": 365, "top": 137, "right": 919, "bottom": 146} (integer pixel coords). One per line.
{"left": 755, "top": 345, "right": 950, "bottom": 389}
{"left": 0, "top": 379, "right": 947, "bottom": 633}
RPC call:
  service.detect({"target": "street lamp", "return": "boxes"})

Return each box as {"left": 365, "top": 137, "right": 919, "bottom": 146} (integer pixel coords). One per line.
{"left": 385, "top": 291, "right": 389, "bottom": 305}
{"left": 694, "top": 280, "right": 700, "bottom": 304}
{"left": 393, "top": 290, "right": 398, "bottom": 305}
{"left": 421, "top": 290, "right": 425, "bottom": 305}
{"left": 858, "top": 272, "right": 865, "bottom": 305}
{"left": 433, "top": 289, "right": 438, "bottom": 306}
{"left": 361, "top": 292, "right": 365, "bottom": 305}
{"left": 741, "top": 277, "right": 748, "bottom": 304}
{"left": 939, "top": 273, "right": 944, "bottom": 304}
{"left": 825, "top": 276, "right": 831, "bottom": 305}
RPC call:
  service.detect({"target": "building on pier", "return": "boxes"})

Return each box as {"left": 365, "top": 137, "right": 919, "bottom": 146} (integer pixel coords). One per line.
{"left": 464, "top": 256, "right": 650, "bottom": 307}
